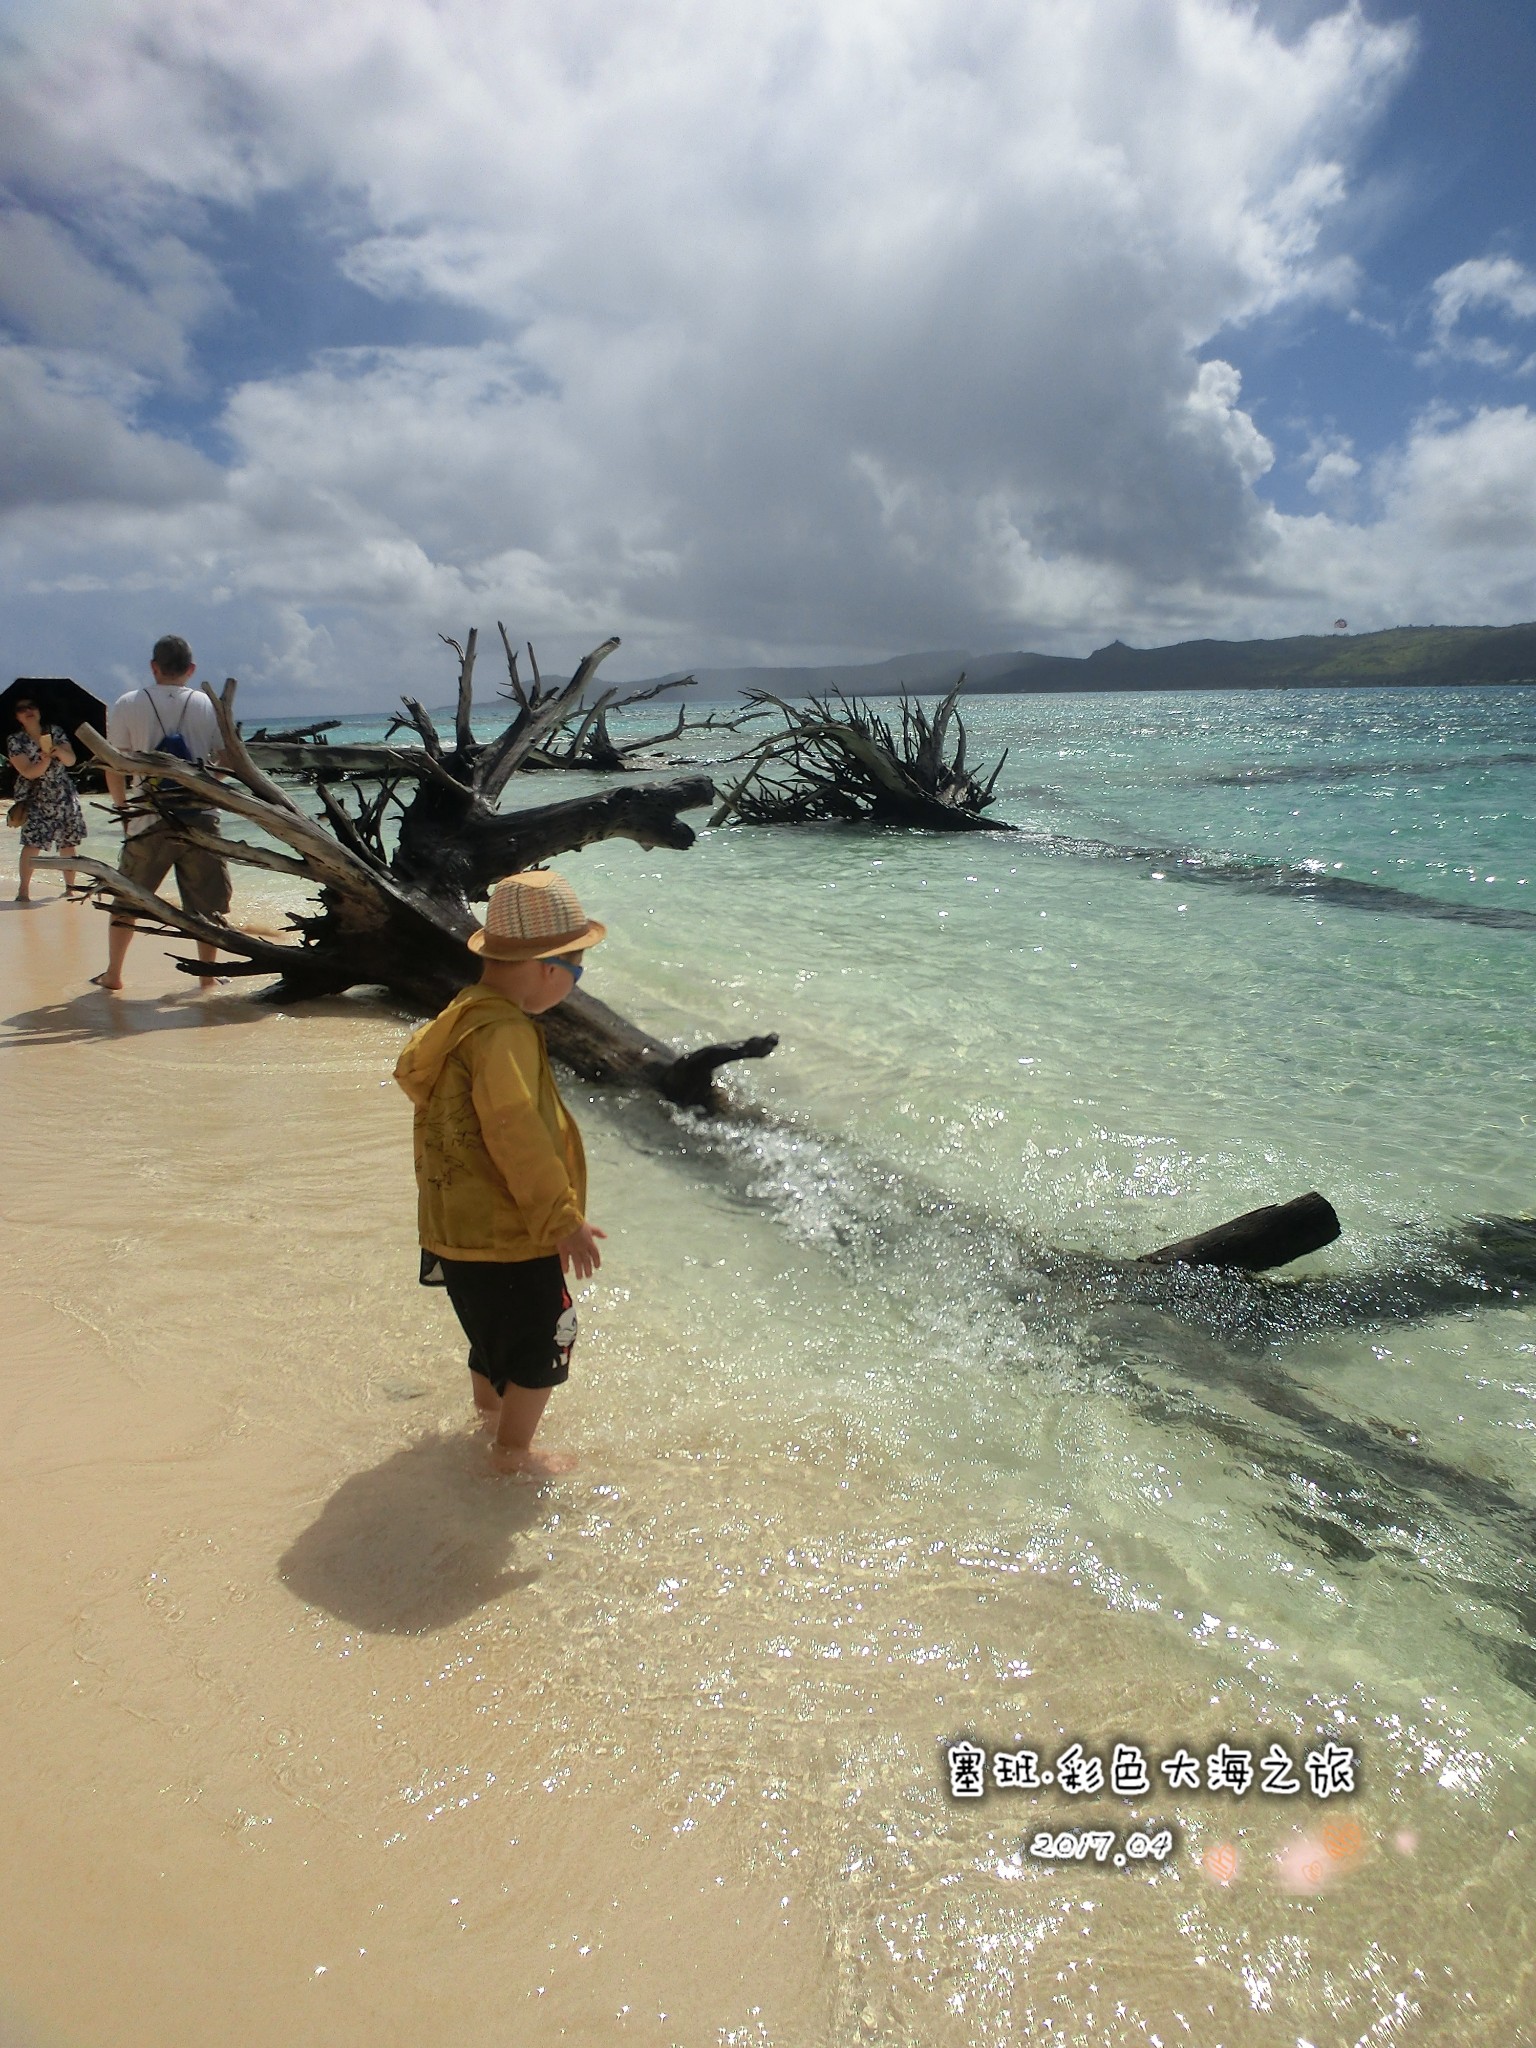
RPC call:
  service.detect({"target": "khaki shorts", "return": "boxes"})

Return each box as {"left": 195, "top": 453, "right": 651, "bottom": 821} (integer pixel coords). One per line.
{"left": 117, "top": 817, "right": 232, "bottom": 922}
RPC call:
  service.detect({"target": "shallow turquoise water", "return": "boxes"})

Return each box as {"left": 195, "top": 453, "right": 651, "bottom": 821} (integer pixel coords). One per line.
{"left": 258, "top": 684, "right": 1536, "bottom": 1695}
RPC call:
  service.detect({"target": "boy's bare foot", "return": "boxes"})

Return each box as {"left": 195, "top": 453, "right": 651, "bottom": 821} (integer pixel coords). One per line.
{"left": 489, "top": 1444, "right": 579, "bottom": 1477}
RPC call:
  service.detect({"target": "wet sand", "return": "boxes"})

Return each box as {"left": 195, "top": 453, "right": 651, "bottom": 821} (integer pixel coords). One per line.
{"left": 2, "top": 869, "right": 1531, "bottom": 2048}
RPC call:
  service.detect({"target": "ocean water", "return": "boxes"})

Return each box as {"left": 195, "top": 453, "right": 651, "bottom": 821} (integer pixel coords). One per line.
{"left": 6, "top": 684, "right": 1533, "bottom": 2044}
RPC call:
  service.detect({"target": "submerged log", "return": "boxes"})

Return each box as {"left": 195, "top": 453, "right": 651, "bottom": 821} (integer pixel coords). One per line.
{"left": 1138, "top": 1192, "right": 1342, "bottom": 1273}
{"left": 552, "top": 989, "right": 779, "bottom": 1108}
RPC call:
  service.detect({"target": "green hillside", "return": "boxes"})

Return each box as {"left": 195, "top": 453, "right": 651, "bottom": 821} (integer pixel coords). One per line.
{"left": 987, "top": 622, "right": 1536, "bottom": 694}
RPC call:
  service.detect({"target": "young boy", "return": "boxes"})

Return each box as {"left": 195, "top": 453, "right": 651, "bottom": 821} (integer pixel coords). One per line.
{"left": 394, "top": 868, "right": 606, "bottom": 1475}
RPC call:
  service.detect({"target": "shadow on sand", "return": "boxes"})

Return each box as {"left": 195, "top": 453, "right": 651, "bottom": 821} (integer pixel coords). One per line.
{"left": 2, "top": 983, "right": 407, "bottom": 1049}
{"left": 1, "top": 988, "right": 262, "bottom": 1046}
{"left": 278, "top": 1431, "right": 552, "bottom": 1634}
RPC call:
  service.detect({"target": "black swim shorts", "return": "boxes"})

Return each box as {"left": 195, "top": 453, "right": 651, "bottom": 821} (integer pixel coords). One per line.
{"left": 437, "top": 1254, "right": 577, "bottom": 1394}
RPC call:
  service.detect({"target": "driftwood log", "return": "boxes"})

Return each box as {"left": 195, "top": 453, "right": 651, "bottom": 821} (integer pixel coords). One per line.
{"left": 1139, "top": 1192, "right": 1342, "bottom": 1273}
{"left": 56, "top": 634, "right": 780, "bottom": 1111}
{"left": 710, "top": 680, "right": 1012, "bottom": 831}
{"left": 244, "top": 719, "right": 344, "bottom": 743}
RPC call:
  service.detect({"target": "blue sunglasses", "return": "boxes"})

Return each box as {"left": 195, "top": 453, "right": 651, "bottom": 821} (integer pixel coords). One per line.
{"left": 542, "top": 954, "right": 584, "bottom": 983}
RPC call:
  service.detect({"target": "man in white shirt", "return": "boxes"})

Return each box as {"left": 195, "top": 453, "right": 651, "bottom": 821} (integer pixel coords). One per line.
{"left": 93, "top": 635, "right": 232, "bottom": 991}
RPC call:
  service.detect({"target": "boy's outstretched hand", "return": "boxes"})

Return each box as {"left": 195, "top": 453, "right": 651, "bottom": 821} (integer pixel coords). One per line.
{"left": 557, "top": 1220, "right": 607, "bottom": 1279}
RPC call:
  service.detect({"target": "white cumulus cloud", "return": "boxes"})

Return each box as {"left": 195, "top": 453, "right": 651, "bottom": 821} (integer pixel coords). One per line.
{"left": 1270, "top": 404, "right": 1536, "bottom": 628}
{"left": 1426, "top": 255, "right": 1536, "bottom": 373}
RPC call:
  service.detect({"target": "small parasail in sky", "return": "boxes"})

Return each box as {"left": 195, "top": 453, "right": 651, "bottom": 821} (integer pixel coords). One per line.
{"left": 1333, "top": 619, "right": 1348, "bottom": 630}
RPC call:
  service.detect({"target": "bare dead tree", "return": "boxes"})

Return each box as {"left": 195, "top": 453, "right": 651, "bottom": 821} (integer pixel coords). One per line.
{"left": 487, "top": 629, "right": 760, "bottom": 771}
{"left": 245, "top": 629, "right": 757, "bottom": 779}
{"left": 56, "top": 637, "right": 778, "bottom": 1109}
{"left": 539, "top": 679, "right": 762, "bottom": 771}
{"left": 709, "top": 679, "right": 1013, "bottom": 831}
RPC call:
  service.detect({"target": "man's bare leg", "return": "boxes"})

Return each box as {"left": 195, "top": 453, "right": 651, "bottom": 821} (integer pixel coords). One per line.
{"left": 491, "top": 1384, "right": 577, "bottom": 1476}
{"left": 99, "top": 933, "right": 225, "bottom": 991}
{"left": 93, "top": 917, "right": 134, "bottom": 989}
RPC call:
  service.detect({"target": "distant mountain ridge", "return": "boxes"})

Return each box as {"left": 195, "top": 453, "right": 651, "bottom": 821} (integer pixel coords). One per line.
{"left": 634, "top": 623, "right": 1536, "bottom": 701}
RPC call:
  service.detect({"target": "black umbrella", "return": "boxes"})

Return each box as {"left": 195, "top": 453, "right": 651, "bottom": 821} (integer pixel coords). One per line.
{"left": 2, "top": 677, "right": 109, "bottom": 794}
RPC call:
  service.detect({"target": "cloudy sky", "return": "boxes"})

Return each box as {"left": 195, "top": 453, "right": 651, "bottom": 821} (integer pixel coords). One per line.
{"left": 2, "top": 0, "right": 1535, "bottom": 710}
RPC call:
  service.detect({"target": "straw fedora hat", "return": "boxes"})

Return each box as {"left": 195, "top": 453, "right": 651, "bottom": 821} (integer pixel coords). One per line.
{"left": 468, "top": 868, "right": 607, "bottom": 961}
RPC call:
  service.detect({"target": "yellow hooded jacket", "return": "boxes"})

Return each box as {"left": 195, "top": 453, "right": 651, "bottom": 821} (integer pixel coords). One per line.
{"left": 394, "top": 986, "right": 586, "bottom": 1262}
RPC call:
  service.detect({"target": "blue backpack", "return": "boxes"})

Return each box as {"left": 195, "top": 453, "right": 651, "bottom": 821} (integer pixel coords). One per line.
{"left": 144, "top": 691, "right": 200, "bottom": 812}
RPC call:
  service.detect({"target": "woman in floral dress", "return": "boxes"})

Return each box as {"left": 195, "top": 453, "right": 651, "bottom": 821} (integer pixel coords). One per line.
{"left": 7, "top": 697, "right": 87, "bottom": 901}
